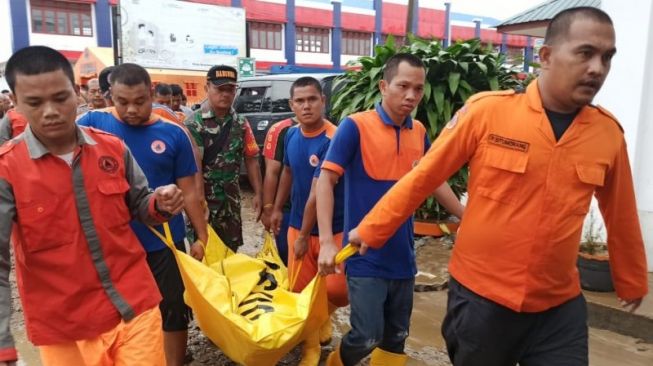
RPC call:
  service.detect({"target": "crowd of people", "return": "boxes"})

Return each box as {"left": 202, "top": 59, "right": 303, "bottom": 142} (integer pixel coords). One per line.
{"left": 0, "top": 6, "right": 648, "bottom": 366}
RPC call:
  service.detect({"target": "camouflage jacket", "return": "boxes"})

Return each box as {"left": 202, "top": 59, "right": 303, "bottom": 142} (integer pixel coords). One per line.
{"left": 185, "top": 106, "right": 250, "bottom": 215}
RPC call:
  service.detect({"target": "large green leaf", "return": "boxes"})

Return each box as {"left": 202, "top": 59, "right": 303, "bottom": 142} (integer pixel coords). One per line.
{"left": 475, "top": 62, "right": 488, "bottom": 74}
{"left": 423, "top": 82, "right": 432, "bottom": 103}
{"left": 433, "top": 84, "right": 445, "bottom": 114}
{"left": 488, "top": 76, "right": 499, "bottom": 91}
{"left": 448, "top": 72, "right": 461, "bottom": 95}
{"left": 426, "top": 104, "right": 438, "bottom": 133}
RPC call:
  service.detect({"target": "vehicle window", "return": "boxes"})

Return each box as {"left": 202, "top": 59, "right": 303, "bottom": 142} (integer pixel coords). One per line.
{"left": 269, "top": 81, "right": 293, "bottom": 113}
{"left": 234, "top": 86, "right": 268, "bottom": 113}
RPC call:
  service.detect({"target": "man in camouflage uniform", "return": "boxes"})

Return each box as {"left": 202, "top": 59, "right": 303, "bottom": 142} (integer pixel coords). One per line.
{"left": 185, "top": 65, "right": 263, "bottom": 251}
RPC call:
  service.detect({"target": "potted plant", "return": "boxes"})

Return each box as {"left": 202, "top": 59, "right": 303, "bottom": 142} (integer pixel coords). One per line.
{"left": 577, "top": 211, "right": 613, "bottom": 292}
{"left": 330, "top": 36, "right": 522, "bottom": 236}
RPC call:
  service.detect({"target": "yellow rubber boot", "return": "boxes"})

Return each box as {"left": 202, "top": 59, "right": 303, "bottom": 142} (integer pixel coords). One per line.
{"left": 320, "top": 303, "right": 337, "bottom": 345}
{"left": 298, "top": 331, "right": 321, "bottom": 366}
{"left": 325, "top": 346, "right": 344, "bottom": 366}
{"left": 369, "top": 348, "right": 408, "bottom": 366}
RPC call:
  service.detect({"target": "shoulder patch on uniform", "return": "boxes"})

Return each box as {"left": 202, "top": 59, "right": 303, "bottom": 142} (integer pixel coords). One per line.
{"left": 595, "top": 105, "right": 624, "bottom": 133}
{"left": 0, "top": 141, "right": 17, "bottom": 156}
{"left": 466, "top": 89, "right": 516, "bottom": 104}
{"left": 445, "top": 105, "right": 469, "bottom": 130}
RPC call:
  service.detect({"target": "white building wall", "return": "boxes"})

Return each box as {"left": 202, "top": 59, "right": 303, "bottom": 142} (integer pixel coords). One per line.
{"left": 250, "top": 48, "right": 286, "bottom": 63}
{"left": 0, "top": 0, "right": 14, "bottom": 63}
{"left": 341, "top": 54, "right": 362, "bottom": 65}
{"left": 597, "top": 0, "right": 653, "bottom": 270}
{"left": 296, "top": 51, "right": 332, "bottom": 65}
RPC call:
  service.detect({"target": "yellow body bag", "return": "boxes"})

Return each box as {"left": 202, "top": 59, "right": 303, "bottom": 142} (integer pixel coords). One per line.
{"left": 151, "top": 224, "right": 355, "bottom": 366}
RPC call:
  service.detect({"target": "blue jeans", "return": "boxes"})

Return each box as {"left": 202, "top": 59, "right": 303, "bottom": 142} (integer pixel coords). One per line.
{"left": 340, "top": 276, "right": 414, "bottom": 366}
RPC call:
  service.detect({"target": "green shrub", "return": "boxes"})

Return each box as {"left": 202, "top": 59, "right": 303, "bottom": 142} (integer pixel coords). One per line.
{"left": 331, "top": 36, "right": 521, "bottom": 220}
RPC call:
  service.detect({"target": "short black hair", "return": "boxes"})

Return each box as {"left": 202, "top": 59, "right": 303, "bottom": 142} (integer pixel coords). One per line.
{"left": 154, "top": 83, "right": 172, "bottom": 96}
{"left": 98, "top": 66, "right": 115, "bottom": 93}
{"left": 382, "top": 53, "right": 425, "bottom": 82}
{"left": 109, "top": 63, "right": 151, "bottom": 88}
{"left": 290, "top": 76, "right": 323, "bottom": 98}
{"left": 545, "top": 7, "right": 613, "bottom": 45}
{"left": 170, "top": 84, "right": 184, "bottom": 97}
{"left": 5, "top": 46, "right": 75, "bottom": 94}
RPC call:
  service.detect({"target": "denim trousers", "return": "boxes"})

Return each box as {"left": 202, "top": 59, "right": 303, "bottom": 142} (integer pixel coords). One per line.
{"left": 339, "top": 276, "right": 415, "bottom": 366}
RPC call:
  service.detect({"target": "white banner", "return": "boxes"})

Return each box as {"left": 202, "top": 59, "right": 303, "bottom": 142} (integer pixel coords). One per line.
{"left": 120, "top": 0, "right": 246, "bottom": 71}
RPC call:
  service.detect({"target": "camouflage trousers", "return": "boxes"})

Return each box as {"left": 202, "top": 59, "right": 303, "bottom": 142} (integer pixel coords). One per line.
{"left": 208, "top": 209, "right": 244, "bottom": 252}
{"left": 184, "top": 208, "right": 244, "bottom": 252}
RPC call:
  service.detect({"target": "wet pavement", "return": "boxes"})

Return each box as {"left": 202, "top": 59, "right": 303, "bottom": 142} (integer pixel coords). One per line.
{"left": 8, "top": 190, "right": 653, "bottom": 365}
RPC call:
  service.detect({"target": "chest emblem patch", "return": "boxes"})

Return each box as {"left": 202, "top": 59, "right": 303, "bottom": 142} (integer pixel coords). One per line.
{"left": 151, "top": 140, "right": 166, "bottom": 154}
{"left": 99, "top": 156, "right": 119, "bottom": 174}
{"left": 309, "top": 154, "right": 320, "bottom": 167}
{"left": 488, "top": 134, "right": 530, "bottom": 152}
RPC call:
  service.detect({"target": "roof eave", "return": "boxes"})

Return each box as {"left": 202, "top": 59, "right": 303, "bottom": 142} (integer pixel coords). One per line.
{"left": 496, "top": 20, "right": 550, "bottom": 38}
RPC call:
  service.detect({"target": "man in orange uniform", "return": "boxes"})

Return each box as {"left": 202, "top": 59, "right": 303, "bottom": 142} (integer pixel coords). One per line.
{"left": 346, "top": 7, "right": 648, "bottom": 366}
{"left": 0, "top": 46, "right": 184, "bottom": 366}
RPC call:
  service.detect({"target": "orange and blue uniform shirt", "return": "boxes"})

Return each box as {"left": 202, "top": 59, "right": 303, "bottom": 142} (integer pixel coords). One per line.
{"left": 322, "top": 103, "right": 430, "bottom": 279}
{"left": 356, "top": 80, "right": 648, "bottom": 312}
{"left": 263, "top": 118, "right": 297, "bottom": 163}
{"left": 77, "top": 107, "right": 197, "bottom": 252}
{"left": 0, "top": 126, "right": 164, "bottom": 359}
{"left": 284, "top": 121, "right": 343, "bottom": 234}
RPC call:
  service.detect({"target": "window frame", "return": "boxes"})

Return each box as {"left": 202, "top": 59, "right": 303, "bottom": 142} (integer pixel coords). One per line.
{"left": 184, "top": 82, "right": 198, "bottom": 97}
{"left": 249, "top": 21, "right": 283, "bottom": 51}
{"left": 296, "top": 26, "right": 330, "bottom": 54}
{"left": 343, "top": 30, "right": 372, "bottom": 56}
{"left": 30, "top": 0, "right": 94, "bottom": 37}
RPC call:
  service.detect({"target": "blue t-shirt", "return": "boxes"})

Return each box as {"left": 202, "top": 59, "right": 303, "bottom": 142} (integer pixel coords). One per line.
{"left": 283, "top": 122, "right": 344, "bottom": 235}
{"left": 77, "top": 108, "right": 197, "bottom": 252}
{"left": 322, "top": 104, "right": 431, "bottom": 279}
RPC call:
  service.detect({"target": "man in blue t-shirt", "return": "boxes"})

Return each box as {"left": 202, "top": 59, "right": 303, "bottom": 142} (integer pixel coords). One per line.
{"left": 317, "top": 54, "right": 464, "bottom": 366}
{"left": 77, "top": 63, "right": 208, "bottom": 366}
{"left": 270, "top": 77, "right": 347, "bottom": 366}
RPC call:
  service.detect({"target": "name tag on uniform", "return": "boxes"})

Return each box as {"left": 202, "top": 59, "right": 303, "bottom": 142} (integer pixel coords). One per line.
{"left": 488, "top": 134, "right": 530, "bottom": 153}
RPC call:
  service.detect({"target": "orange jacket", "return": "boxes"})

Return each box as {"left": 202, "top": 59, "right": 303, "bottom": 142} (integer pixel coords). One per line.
{"left": 0, "top": 126, "right": 163, "bottom": 349}
{"left": 0, "top": 109, "right": 28, "bottom": 144}
{"left": 357, "top": 80, "right": 648, "bottom": 312}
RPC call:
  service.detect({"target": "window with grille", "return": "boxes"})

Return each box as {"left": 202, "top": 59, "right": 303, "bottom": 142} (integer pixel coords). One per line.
{"left": 343, "top": 31, "right": 372, "bottom": 56}
{"left": 296, "top": 27, "right": 329, "bottom": 54}
{"left": 184, "top": 82, "right": 198, "bottom": 97}
{"left": 31, "top": 0, "right": 93, "bottom": 37}
{"left": 249, "top": 22, "right": 283, "bottom": 50}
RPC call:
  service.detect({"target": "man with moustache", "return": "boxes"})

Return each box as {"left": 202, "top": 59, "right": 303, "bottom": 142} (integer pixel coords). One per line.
{"left": 346, "top": 7, "right": 648, "bottom": 366}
